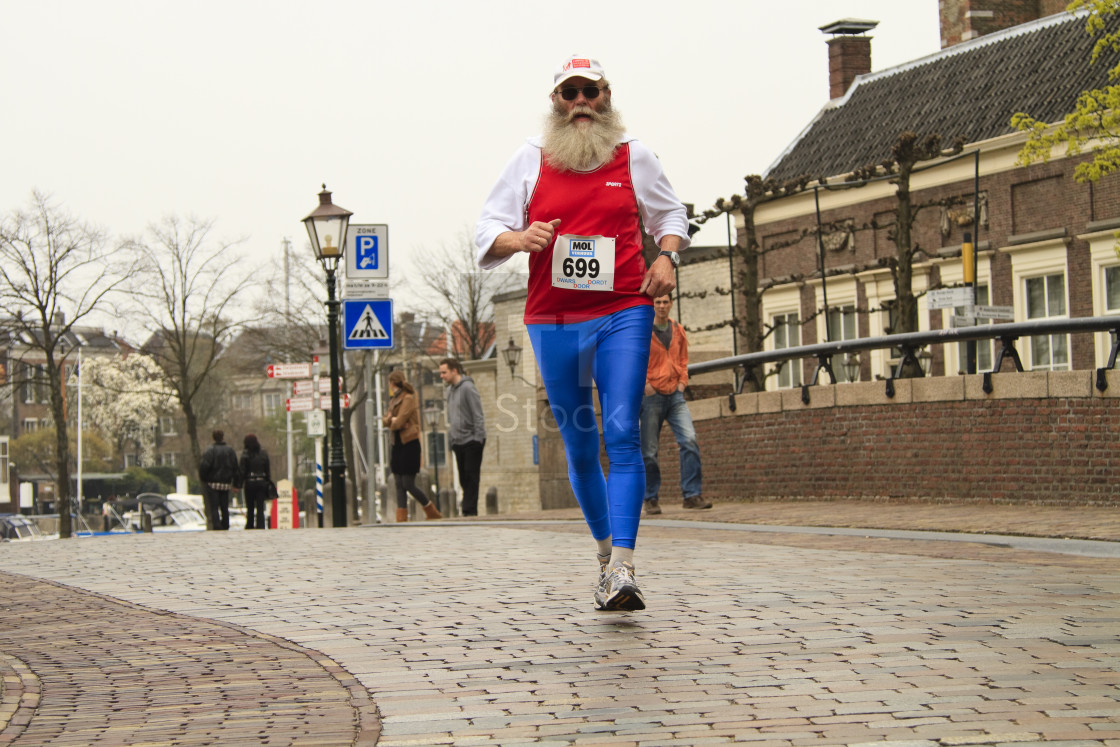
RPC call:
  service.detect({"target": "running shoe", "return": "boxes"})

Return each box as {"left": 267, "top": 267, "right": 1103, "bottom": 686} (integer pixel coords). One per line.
{"left": 595, "top": 561, "right": 646, "bottom": 611}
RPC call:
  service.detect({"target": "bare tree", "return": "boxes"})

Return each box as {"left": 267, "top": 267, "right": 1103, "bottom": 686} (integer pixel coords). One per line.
{"left": 0, "top": 191, "right": 137, "bottom": 537}
{"left": 409, "top": 228, "right": 520, "bottom": 360}
{"left": 126, "top": 215, "right": 252, "bottom": 529}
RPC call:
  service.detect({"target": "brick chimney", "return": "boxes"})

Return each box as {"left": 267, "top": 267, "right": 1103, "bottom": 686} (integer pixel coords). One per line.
{"left": 820, "top": 19, "right": 878, "bottom": 100}
{"left": 939, "top": 0, "right": 1067, "bottom": 48}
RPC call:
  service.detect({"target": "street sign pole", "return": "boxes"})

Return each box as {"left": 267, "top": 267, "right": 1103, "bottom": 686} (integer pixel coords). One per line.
{"left": 963, "top": 232, "right": 977, "bottom": 374}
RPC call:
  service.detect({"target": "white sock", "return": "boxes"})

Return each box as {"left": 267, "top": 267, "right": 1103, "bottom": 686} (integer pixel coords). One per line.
{"left": 610, "top": 546, "right": 634, "bottom": 567}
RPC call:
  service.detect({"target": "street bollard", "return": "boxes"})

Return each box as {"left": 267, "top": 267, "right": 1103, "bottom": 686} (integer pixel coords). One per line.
{"left": 485, "top": 487, "right": 498, "bottom": 515}
{"left": 140, "top": 510, "right": 152, "bottom": 533}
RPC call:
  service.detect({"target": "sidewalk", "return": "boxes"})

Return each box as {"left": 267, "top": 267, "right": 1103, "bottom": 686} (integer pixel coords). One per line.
{"left": 0, "top": 500, "right": 1117, "bottom": 746}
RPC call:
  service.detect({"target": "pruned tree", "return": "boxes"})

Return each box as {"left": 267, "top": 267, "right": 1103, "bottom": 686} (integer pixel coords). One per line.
{"left": 0, "top": 191, "right": 138, "bottom": 537}
{"left": 125, "top": 215, "right": 252, "bottom": 529}
{"left": 694, "top": 175, "right": 815, "bottom": 391}
{"left": 1013, "top": 0, "right": 1120, "bottom": 183}
{"left": 860, "top": 131, "right": 965, "bottom": 340}
{"left": 409, "top": 227, "right": 521, "bottom": 361}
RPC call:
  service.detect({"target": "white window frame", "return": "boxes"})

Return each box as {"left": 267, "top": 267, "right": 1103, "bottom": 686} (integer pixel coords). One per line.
{"left": 263, "top": 392, "right": 283, "bottom": 416}
{"left": 1000, "top": 238, "right": 1069, "bottom": 372}
{"left": 813, "top": 277, "right": 862, "bottom": 382}
{"left": 761, "top": 284, "right": 803, "bottom": 391}
{"left": 856, "top": 265, "right": 931, "bottom": 380}
{"left": 1084, "top": 228, "right": 1120, "bottom": 368}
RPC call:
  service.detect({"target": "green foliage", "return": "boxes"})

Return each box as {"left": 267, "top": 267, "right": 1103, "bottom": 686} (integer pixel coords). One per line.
{"left": 1013, "top": 0, "right": 1120, "bottom": 182}
{"left": 9, "top": 428, "right": 113, "bottom": 477}
{"left": 115, "top": 467, "right": 175, "bottom": 497}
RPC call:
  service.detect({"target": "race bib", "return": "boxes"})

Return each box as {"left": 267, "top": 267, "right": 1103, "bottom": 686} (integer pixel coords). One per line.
{"left": 551, "top": 235, "right": 615, "bottom": 291}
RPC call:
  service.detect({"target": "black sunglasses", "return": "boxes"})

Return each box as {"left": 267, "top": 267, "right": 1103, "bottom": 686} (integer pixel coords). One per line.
{"left": 557, "top": 85, "right": 603, "bottom": 101}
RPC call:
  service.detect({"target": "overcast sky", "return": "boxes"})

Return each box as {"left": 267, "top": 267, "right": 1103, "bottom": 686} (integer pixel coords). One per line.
{"left": 1, "top": 1, "right": 942, "bottom": 321}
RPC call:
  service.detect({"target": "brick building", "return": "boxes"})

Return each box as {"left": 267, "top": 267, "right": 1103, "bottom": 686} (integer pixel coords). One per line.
{"left": 748, "top": 2, "right": 1120, "bottom": 388}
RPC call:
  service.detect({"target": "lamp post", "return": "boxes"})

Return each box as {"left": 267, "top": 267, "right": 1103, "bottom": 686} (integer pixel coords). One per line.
{"left": 303, "top": 184, "right": 352, "bottom": 528}
{"left": 423, "top": 403, "right": 442, "bottom": 504}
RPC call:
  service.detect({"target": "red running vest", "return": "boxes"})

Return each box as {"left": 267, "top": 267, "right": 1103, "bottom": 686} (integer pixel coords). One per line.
{"left": 524, "top": 143, "right": 652, "bottom": 324}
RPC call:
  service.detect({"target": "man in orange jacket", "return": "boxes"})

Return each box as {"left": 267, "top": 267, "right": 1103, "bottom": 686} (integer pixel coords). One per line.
{"left": 640, "top": 295, "right": 712, "bottom": 514}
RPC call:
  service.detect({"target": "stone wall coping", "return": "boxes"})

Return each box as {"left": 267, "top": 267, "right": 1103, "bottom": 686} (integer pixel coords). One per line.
{"left": 713, "top": 370, "right": 1115, "bottom": 416}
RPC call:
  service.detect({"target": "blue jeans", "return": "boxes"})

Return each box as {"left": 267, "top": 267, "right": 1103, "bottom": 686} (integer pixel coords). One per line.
{"left": 640, "top": 391, "right": 702, "bottom": 501}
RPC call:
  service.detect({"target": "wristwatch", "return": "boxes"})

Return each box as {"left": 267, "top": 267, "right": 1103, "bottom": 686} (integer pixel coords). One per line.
{"left": 658, "top": 250, "right": 680, "bottom": 267}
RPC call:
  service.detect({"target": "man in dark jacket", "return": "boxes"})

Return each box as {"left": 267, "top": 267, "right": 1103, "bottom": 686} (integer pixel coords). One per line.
{"left": 199, "top": 429, "right": 240, "bottom": 530}
{"left": 439, "top": 358, "right": 487, "bottom": 516}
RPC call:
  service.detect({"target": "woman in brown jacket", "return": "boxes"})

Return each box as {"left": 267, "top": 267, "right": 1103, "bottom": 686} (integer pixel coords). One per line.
{"left": 383, "top": 370, "right": 441, "bottom": 522}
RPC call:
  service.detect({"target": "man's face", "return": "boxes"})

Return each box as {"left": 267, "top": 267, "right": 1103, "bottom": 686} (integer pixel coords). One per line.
{"left": 551, "top": 76, "right": 610, "bottom": 126}
{"left": 438, "top": 364, "right": 458, "bottom": 385}
{"left": 653, "top": 296, "right": 672, "bottom": 325}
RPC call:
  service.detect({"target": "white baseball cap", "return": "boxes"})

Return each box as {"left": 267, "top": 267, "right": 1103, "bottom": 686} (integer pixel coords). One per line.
{"left": 554, "top": 55, "right": 606, "bottom": 87}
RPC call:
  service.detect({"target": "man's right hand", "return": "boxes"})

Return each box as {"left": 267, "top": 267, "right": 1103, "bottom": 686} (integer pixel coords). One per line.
{"left": 517, "top": 219, "right": 562, "bottom": 253}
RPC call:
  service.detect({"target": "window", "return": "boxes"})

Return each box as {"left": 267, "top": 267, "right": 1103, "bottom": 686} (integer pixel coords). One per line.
{"left": 827, "top": 305, "right": 858, "bottom": 382}
{"left": 159, "top": 452, "right": 178, "bottom": 467}
{"left": 232, "top": 392, "right": 253, "bottom": 411}
{"left": 1107, "top": 266, "right": 1120, "bottom": 313}
{"left": 263, "top": 392, "right": 283, "bottom": 416}
{"left": 21, "top": 364, "right": 48, "bottom": 404}
{"left": 427, "top": 431, "right": 446, "bottom": 467}
{"left": 21, "top": 419, "right": 39, "bottom": 434}
{"left": 1026, "top": 273, "right": 1069, "bottom": 370}
{"left": 124, "top": 453, "right": 142, "bottom": 468}
{"left": 771, "top": 312, "right": 801, "bottom": 389}
{"left": 159, "top": 416, "right": 177, "bottom": 436}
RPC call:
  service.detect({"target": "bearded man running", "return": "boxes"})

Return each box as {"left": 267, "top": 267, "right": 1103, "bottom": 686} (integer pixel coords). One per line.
{"left": 475, "top": 54, "right": 691, "bottom": 611}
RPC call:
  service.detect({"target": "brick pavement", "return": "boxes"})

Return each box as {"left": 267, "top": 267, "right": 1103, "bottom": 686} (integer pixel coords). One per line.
{"left": 0, "top": 507, "right": 1117, "bottom": 746}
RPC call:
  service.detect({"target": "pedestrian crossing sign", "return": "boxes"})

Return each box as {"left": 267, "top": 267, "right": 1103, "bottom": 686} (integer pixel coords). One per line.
{"left": 342, "top": 299, "right": 394, "bottom": 349}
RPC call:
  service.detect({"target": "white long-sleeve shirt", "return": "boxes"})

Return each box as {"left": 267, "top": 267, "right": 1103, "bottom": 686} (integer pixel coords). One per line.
{"left": 475, "top": 134, "right": 691, "bottom": 269}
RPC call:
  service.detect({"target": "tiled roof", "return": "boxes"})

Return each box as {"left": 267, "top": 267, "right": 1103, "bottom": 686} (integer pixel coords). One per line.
{"left": 764, "top": 12, "right": 1113, "bottom": 182}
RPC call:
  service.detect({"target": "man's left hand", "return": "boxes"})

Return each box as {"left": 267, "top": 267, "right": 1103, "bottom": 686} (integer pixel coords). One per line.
{"left": 639, "top": 255, "right": 676, "bottom": 298}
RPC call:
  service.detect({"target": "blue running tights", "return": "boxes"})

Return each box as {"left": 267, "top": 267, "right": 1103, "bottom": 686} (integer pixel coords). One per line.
{"left": 527, "top": 305, "right": 653, "bottom": 549}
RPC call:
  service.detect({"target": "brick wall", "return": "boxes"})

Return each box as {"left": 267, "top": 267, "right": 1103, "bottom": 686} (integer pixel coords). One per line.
{"left": 939, "top": 0, "right": 1057, "bottom": 48}
{"left": 649, "top": 369, "right": 1120, "bottom": 506}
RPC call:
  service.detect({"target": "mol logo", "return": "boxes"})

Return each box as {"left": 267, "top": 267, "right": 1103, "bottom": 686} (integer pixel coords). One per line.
{"left": 568, "top": 238, "right": 595, "bottom": 257}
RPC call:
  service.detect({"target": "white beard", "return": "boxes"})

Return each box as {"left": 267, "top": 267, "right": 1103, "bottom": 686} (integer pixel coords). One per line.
{"left": 542, "top": 102, "right": 626, "bottom": 172}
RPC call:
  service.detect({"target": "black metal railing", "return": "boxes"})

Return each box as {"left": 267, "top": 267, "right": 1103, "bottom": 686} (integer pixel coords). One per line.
{"left": 689, "top": 316, "right": 1120, "bottom": 404}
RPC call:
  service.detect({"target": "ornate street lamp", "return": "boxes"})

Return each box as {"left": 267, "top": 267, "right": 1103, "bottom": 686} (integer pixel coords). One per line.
{"left": 303, "top": 184, "right": 352, "bottom": 527}
{"left": 502, "top": 338, "right": 522, "bottom": 377}
{"left": 843, "top": 353, "right": 861, "bottom": 383}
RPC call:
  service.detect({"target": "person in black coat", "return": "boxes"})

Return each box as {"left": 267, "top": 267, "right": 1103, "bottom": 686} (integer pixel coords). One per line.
{"left": 199, "top": 429, "right": 240, "bottom": 530}
{"left": 239, "top": 433, "right": 272, "bottom": 530}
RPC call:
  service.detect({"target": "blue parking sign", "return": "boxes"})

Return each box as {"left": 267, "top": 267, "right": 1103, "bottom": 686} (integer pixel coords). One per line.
{"left": 356, "top": 234, "right": 378, "bottom": 271}
{"left": 345, "top": 224, "right": 389, "bottom": 280}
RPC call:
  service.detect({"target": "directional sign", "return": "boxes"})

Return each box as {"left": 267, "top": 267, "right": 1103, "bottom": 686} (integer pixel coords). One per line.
{"left": 292, "top": 378, "right": 341, "bottom": 396}
{"left": 949, "top": 314, "right": 976, "bottom": 328}
{"left": 927, "top": 287, "right": 975, "bottom": 310}
{"left": 267, "top": 362, "right": 312, "bottom": 379}
{"left": 287, "top": 394, "right": 351, "bottom": 412}
{"left": 343, "top": 299, "right": 394, "bottom": 350}
{"left": 974, "top": 305, "right": 1014, "bottom": 321}
{"left": 345, "top": 224, "right": 389, "bottom": 280}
